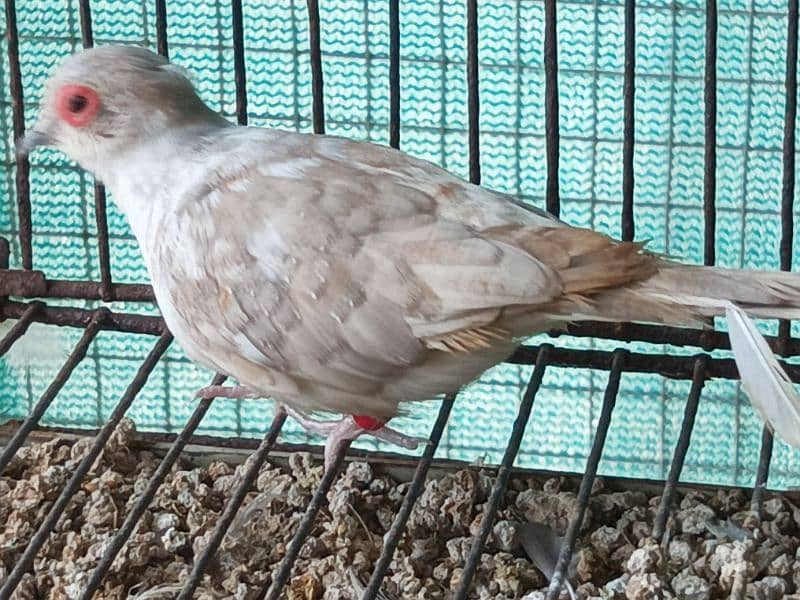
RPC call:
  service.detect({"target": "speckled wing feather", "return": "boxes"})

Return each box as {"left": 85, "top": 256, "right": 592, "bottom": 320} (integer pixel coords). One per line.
{"left": 151, "top": 130, "right": 567, "bottom": 413}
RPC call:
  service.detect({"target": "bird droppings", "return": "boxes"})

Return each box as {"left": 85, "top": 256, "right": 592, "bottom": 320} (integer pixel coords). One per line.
{"left": 3, "top": 421, "right": 800, "bottom": 599}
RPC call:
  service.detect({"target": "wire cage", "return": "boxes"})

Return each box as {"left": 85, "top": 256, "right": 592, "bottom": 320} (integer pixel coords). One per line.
{"left": 1, "top": 0, "right": 800, "bottom": 597}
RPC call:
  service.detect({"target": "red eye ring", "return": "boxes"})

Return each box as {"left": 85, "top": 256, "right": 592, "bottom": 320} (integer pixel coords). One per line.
{"left": 55, "top": 84, "right": 100, "bottom": 127}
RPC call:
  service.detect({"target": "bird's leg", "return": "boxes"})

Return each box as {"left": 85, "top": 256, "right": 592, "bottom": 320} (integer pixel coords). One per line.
{"left": 194, "top": 385, "right": 260, "bottom": 400}
{"left": 283, "top": 406, "right": 340, "bottom": 435}
{"left": 283, "top": 408, "right": 428, "bottom": 471}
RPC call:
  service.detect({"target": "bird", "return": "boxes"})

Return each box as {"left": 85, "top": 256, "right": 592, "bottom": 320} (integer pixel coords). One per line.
{"left": 17, "top": 45, "right": 800, "bottom": 470}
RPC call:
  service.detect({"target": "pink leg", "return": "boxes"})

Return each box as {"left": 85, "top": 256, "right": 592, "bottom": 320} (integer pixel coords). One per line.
{"left": 195, "top": 385, "right": 260, "bottom": 400}
{"left": 284, "top": 408, "right": 429, "bottom": 471}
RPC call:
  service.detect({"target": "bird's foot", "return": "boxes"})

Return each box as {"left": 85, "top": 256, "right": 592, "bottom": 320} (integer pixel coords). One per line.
{"left": 284, "top": 407, "right": 428, "bottom": 471}
{"left": 194, "top": 385, "right": 260, "bottom": 400}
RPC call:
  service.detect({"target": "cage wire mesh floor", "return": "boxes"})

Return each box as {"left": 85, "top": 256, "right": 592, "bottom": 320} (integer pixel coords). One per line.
{"left": 2, "top": 0, "right": 800, "bottom": 597}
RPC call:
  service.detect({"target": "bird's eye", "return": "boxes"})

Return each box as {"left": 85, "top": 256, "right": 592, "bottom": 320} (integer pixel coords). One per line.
{"left": 55, "top": 84, "right": 100, "bottom": 127}
{"left": 67, "top": 94, "right": 88, "bottom": 114}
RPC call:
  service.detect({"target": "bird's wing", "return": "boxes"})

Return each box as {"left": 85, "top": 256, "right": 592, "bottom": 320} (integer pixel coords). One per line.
{"left": 163, "top": 130, "right": 576, "bottom": 399}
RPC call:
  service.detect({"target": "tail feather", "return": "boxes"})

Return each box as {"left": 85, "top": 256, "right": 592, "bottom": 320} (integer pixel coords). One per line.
{"left": 568, "top": 263, "right": 800, "bottom": 451}
{"left": 725, "top": 304, "right": 800, "bottom": 447}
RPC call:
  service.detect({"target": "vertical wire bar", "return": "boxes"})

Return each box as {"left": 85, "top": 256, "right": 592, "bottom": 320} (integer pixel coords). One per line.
{"left": 621, "top": 0, "right": 636, "bottom": 241}
{"left": 543, "top": 0, "right": 560, "bottom": 217}
{"left": 0, "top": 310, "right": 107, "bottom": 475}
{"left": 78, "top": 0, "right": 114, "bottom": 301}
{"left": 155, "top": 0, "right": 168, "bottom": 58}
{"left": 5, "top": 0, "right": 32, "bottom": 269}
{"left": 262, "top": 442, "right": 348, "bottom": 600}
{"left": 361, "top": 394, "right": 456, "bottom": 600}
{"left": 779, "top": 0, "right": 797, "bottom": 349}
{"left": 466, "top": 0, "right": 480, "bottom": 184}
{"left": 0, "top": 302, "right": 41, "bottom": 358}
{"left": 80, "top": 373, "right": 227, "bottom": 600}
{"left": 388, "top": 0, "right": 400, "bottom": 149}
{"left": 307, "top": 0, "right": 325, "bottom": 134}
{"left": 652, "top": 356, "right": 707, "bottom": 541}
{"left": 546, "top": 350, "right": 626, "bottom": 600}
{"left": 753, "top": 0, "right": 796, "bottom": 511}
{"left": 231, "top": 0, "right": 248, "bottom": 125}
{"left": 177, "top": 408, "right": 287, "bottom": 600}
{"left": 751, "top": 427, "right": 774, "bottom": 514}
{"left": 454, "top": 348, "right": 551, "bottom": 600}
{"left": 703, "top": 0, "right": 718, "bottom": 265}
{"left": 0, "top": 333, "right": 172, "bottom": 600}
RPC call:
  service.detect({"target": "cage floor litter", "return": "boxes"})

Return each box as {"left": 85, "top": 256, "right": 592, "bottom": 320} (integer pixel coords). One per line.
{"left": 2, "top": 420, "right": 799, "bottom": 600}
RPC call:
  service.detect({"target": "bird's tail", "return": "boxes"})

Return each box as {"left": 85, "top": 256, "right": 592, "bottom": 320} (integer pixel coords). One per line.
{"left": 574, "top": 264, "right": 800, "bottom": 447}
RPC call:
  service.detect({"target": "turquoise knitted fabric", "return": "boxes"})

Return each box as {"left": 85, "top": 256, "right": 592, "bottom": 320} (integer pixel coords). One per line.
{"left": 2, "top": 0, "right": 800, "bottom": 488}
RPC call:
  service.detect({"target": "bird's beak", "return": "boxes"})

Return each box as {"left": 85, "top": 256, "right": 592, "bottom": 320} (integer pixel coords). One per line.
{"left": 15, "top": 126, "right": 54, "bottom": 159}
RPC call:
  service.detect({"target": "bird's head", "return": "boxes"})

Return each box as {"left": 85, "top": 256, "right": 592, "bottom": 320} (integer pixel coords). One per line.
{"left": 17, "top": 45, "right": 225, "bottom": 173}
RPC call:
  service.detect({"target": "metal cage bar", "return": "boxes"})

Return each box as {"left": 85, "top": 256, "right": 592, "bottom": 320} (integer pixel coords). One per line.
{"left": 547, "top": 350, "right": 626, "bottom": 599}
{"left": 0, "top": 333, "right": 172, "bottom": 599}
{"left": 0, "top": 301, "right": 40, "bottom": 357}
{"left": 543, "top": 0, "right": 560, "bottom": 217}
{"left": 178, "top": 409, "right": 287, "bottom": 600}
{"left": 80, "top": 373, "right": 228, "bottom": 600}
{"left": 389, "top": 0, "right": 400, "bottom": 149}
{"left": 2, "top": 0, "right": 800, "bottom": 596}
{"left": 751, "top": 0, "right": 797, "bottom": 510}
{"left": 454, "top": 346, "right": 551, "bottom": 599}
{"left": 231, "top": 0, "right": 248, "bottom": 126}
{"left": 466, "top": 0, "right": 480, "bottom": 185}
{"left": 652, "top": 356, "right": 707, "bottom": 541}
{"left": 78, "top": 0, "right": 114, "bottom": 302}
{"left": 621, "top": 0, "right": 636, "bottom": 241}
{"left": 263, "top": 441, "right": 348, "bottom": 600}
{"left": 0, "top": 310, "right": 107, "bottom": 475}
{"left": 307, "top": 0, "right": 325, "bottom": 134}
{"left": 361, "top": 394, "right": 456, "bottom": 599}
{"left": 4, "top": 0, "right": 32, "bottom": 270}
{"left": 155, "top": 0, "right": 168, "bottom": 57}
{"left": 703, "top": 0, "right": 718, "bottom": 266}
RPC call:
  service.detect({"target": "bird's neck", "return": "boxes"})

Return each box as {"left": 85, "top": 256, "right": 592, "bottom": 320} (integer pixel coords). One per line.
{"left": 98, "top": 120, "right": 231, "bottom": 248}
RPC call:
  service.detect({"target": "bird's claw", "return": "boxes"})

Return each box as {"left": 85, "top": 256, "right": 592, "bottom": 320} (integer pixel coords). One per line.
{"left": 283, "top": 406, "right": 430, "bottom": 471}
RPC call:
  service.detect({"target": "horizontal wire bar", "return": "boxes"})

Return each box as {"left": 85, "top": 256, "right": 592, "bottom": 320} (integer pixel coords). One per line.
{"left": 508, "top": 344, "right": 800, "bottom": 381}
{"left": 4, "top": 297, "right": 799, "bottom": 381}
{"left": 1, "top": 301, "right": 164, "bottom": 335}
{"left": 177, "top": 407, "right": 287, "bottom": 600}
{"left": 0, "top": 301, "right": 42, "bottom": 357}
{"left": 0, "top": 270, "right": 155, "bottom": 301}
{"left": 8, "top": 290, "right": 800, "bottom": 358}
{"left": 652, "top": 356, "right": 707, "bottom": 541}
{"left": 0, "top": 309, "right": 107, "bottom": 475}
{"left": 361, "top": 394, "right": 457, "bottom": 600}
{"left": 0, "top": 333, "right": 172, "bottom": 600}
{"left": 547, "top": 349, "right": 626, "bottom": 599}
{"left": 454, "top": 347, "right": 551, "bottom": 599}
{"left": 81, "top": 372, "right": 228, "bottom": 600}
{"left": 262, "top": 439, "right": 348, "bottom": 600}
